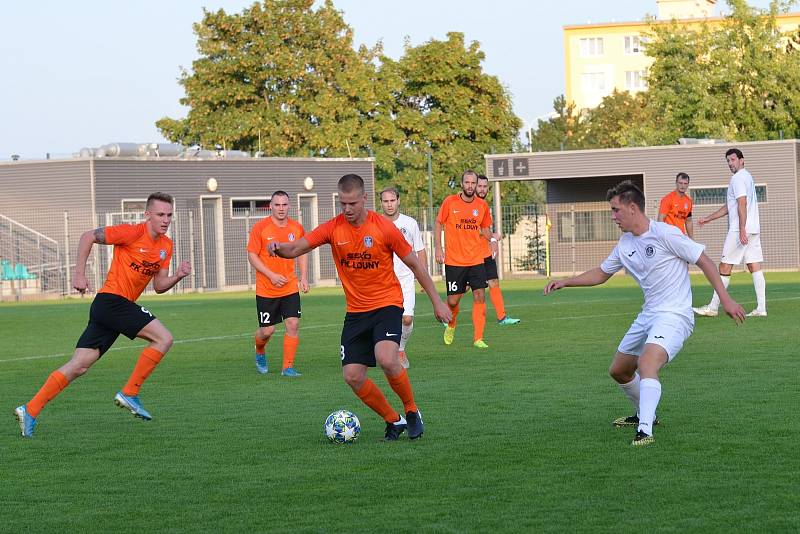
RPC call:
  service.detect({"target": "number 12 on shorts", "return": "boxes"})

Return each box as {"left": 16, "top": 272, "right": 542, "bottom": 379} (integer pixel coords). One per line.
{"left": 259, "top": 311, "right": 271, "bottom": 324}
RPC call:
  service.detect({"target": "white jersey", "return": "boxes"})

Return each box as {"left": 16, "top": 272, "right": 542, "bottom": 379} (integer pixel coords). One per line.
{"left": 727, "top": 168, "right": 760, "bottom": 234}
{"left": 391, "top": 213, "right": 425, "bottom": 280}
{"left": 601, "top": 220, "right": 705, "bottom": 321}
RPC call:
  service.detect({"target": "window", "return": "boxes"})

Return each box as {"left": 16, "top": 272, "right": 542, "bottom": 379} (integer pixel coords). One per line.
{"left": 690, "top": 186, "right": 767, "bottom": 205}
{"left": 581, "top": 72, "right": 606, "bottom": 95}
{"left": 625, "top": 70, "right": 648, "bottom": 91}
{"left": 624, "top": 35, "right": 645, "bottom": 54}
{"left": 579, "top": 37, "right": 604, "bottom": 57}
{"left": 557, "top": 210, "right": 618, "bottom": 242}
{"left": 230, "top": 197, "right": 271, "bottom": 219}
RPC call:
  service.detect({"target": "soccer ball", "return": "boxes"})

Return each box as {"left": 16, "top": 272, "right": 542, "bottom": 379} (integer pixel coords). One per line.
{"left": 324, "top": 410, "right": 361, "bottom": 443}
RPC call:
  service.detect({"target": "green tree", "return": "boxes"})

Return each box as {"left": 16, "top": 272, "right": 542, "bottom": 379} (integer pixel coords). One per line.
{"left": 583, "top": 90, "right": 670, "bottom": 148}
{"left": 529, "top": 95, "right": 590, "bottom": 152}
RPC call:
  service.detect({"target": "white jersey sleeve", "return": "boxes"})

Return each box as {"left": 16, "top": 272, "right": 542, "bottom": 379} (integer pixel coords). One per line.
{"left": 600, "top": 244, "right": 623, "bottom": 275}
{"left": 659, "top": 224, "right": 705, "bottom": 264}
{"left": 410, "top": 220, "right": 425, "bottom": 252}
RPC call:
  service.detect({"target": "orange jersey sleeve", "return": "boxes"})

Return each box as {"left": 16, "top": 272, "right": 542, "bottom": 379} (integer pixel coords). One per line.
{"left": 437, "top": 194, "right": 492, "bottom": 266}
{"left": 99, "top": 223, "right": 173, "bottom": 302}
{"left": 247, "top": 217, "right": 305, "bottom": 297}
{"left": 307, "top": 211, "right": 409, "bottom": 312}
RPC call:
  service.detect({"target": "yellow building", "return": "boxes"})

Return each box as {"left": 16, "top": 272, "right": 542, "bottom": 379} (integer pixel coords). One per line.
{"left": 564, "top": 0, "right": 800, "bottom": 110}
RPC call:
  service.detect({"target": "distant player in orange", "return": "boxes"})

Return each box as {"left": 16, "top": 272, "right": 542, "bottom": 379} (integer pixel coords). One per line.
{"left": 270, "top": 174, "right": 451, "bottom": 441}
{"left": 476, "top": 174, "right": 521, "bottom": 325}
{"left": 434, "top": 169, "right": 494, "bottom": 349}
{"left": 14, "top": 192, "right": 191, "bottom": 437}
{"left": 247, "top": 190, "right": 309, "bottom": 377}
{"left": 658, "top": 172, "right": 694, "bottom": 238}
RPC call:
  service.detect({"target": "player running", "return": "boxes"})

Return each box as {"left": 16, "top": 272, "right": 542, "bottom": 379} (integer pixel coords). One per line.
{"left": 544, "top": 181, "right": 744, "bottom": 446}
{"left": 246, "top": 190, "right": 308, "bottom": 377}
{"left": 270, "top": 174, "right": 451, "bottom": 441}
{"left": 14, "top": 192, "right": 191, "bottom": 437}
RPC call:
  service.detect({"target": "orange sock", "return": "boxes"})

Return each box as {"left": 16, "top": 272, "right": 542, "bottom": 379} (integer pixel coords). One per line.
{"left": 255, "top": 333, "right": 269, "bottom": 355}
{"left": 386, "top": 368, "right": 418, "bottom": 414}
{"left": 26, "top": 370, "right": 69, "bottom": 418}
{"left": 282, "top": 334, "right": 299, "bottom": 370}
{"left": 448, "top": 303, "right": 460, "bottom": 328}
{"left": 355, "top": 379, "right": 399, "bottom": 423}
{"left": 489, "top": 286, "right": 506, "bottom": 321}
{"left": 121, "top": 347, "right": 164, "bottom": 396}
{"left": 472, "top": 301, "right": 486, "bottom": 341}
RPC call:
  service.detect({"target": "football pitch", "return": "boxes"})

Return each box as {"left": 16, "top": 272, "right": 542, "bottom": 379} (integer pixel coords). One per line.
{"left": 1, "top": 274, "right": 798, "bottom": 532}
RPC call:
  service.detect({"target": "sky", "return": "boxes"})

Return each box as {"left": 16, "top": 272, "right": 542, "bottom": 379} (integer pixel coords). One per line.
{"left": 0, "top": 0, "right": 778, "bottom": 160}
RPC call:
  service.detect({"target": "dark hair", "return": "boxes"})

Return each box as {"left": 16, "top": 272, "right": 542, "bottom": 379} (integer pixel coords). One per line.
{"left": 338, "top": 174, "right": 364, "bottom": 193}
{"left": 462, "top": 169, "right": 478, "bottom": 182}
{"left": 270, "top": 190, "right": 290, "bottom": 201}
{"left": 477, "top": 174, "right": 489, "bottom": 183}
{"left": 725, "top": 148, "right": 744, "bottom": 159}
{"left": 146, "top": 192, "right": 174, "bottom": 210}
{"left": 675, "top": 172, "right": 690, "bottom": 182}
{"left": 606, "top": 180, "right": 645, "bottom": 212}
{"left": 379, "top": 186, "right": 399, "bottom": 200}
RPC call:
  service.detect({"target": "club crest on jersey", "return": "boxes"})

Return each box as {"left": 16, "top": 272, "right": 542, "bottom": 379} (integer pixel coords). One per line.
{"left": 364, "top": 236, "right": 373, "bottom": 248}
{"left": 400, "top": 227, "right": 407, "bottom": 235}
{"left": 472, "top": 209, "right": 479, "bottom": 217}
{"left": 159, "top": 249, "right": 167, "bottom": 261}
{"left": 288, "top": 233, "right": 295, "bottom": 241}
{"left": 645, "top": 245, "right": 656, "bottom": 258}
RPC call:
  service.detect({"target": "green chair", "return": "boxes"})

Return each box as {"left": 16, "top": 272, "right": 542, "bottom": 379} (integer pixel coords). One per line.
{"left": 1, "top": 260, "right": 16, "bottom": 280}
{"left": 15, "top": 263, "right": 37, "bottom": 280}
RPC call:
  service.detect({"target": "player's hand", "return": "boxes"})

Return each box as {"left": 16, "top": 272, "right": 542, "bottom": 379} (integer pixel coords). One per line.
{"left": 435, "top": 248, "right": 444, "bottom": 264}
{"left": 697, "top": 217, "right": 708, "bottom": 227}
{"left": 269, "top": 273, "right": 288, "bottom": 287}
{"left": 433, "top": 300, "right": 452, "bottom": 324}
{"left": 722, "top": 298, "right": 746, "bottom": 325}
{"left": 739, "top": 229, "right": 748, "bottom": 245}
{"left": 72, "top": 273, "right": 89, "bottom": 294}
{"left": 543, "top": 280, "right": 566, "bottom": 295}
{"left": 177, "top": 261, "right": 192, "bottom": 279}
{"left": 300, "top": 277, "right": 310, "bottom": 293}
{"left": 490, "top": 240, "right": 499, "bottom": 260}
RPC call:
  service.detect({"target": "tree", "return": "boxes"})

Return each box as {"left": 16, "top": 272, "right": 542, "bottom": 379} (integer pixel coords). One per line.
{"left": 583, "top": 90, "right": 670, "bottom": 148}
{"left": 528, "top": 95, "right": 589, "bottom": 152}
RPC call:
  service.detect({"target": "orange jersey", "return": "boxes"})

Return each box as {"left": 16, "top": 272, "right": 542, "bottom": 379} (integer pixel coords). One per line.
{"left": 247, "top": 217, "right": 305, "bottom": 298}
{"left": 658, "top": 191, "right": 693, "bottom": 235}
{"left": 436, "top": 194, "right": 492, "bottom": 266}
{"left": 98, "top": 223, "right": 173, "bottom": 302}
{"left": 305, "top": 211, "right": 412, "bottom": 313}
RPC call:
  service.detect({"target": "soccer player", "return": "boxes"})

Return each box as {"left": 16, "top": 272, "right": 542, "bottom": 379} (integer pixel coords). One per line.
{"left": 379, "top": 186, "right": 427, "bottom": 369}
{"left": 434, "top": 169, "right": 494, "bottom": 349}
{"left": 247, "top": 190, "right": 309, "bottom": 377}
{"left": 543, "top": 181, "right": 744, "bottom": 446}
{"left": 269, "top": 174, "right": 451, "bottom": 441}
{"left": 693, "top": 148, "right": 767, "bottom": 317}
{"left": 14, "top": 192, "right": 191, "bottom": 438}
{"left": 476, "top": 174, "right": 521, "bottom": 325}
{"left": 658, "top": 172, "right": 694, "bottom": 238}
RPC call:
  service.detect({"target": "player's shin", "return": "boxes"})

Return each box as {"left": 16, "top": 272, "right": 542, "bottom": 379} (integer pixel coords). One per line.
{"left": 400, "top": 322, "right": 413, "bottom": 351}
{"left": 472, "top": 301, "right": 486, "bottom": 341}
{"left": 386, "top": 368, "right": 417, "bottom": 414}
{"left": 26, "top": 370, "right": 70, "bottom": 418}
{"left": 282, "top": 334, "right": 299, "bottom": 370}
{"left": 121, "top": 347, "right": 164, "bottom": 396}
{"left": 637, "top": 378, "right": 662, "bottom": 436}
{"left": 489, "top": 286, "right": 506, "bottom": 321}
{"left": 355, "top": 378, "right": 400, "bottom": 423}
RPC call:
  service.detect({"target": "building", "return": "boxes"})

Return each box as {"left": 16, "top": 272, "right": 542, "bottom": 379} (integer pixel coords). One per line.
{"left": 485, "top": 139, "right": 800, "bottom": 276}
{"left": 0, "top": 151, "right": 374, "bottom": 300}
{"left": 564, "top": 0, "right": 800, "bottom": 110}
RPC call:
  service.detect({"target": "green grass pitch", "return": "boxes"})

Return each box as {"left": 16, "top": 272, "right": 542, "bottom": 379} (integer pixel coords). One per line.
{"left": 1, "top": 274, "right": 798, "bottom": 532}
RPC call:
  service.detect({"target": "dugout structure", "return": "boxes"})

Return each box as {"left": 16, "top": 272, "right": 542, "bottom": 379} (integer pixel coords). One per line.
{"left": 485, "top": 139, "right": 800, "bottom": 276}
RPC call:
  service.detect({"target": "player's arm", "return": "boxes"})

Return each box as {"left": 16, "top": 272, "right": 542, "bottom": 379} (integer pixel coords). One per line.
{"left": 543, "top": 267, "right": 612, "bottom": 295}
{"left": 153, "top": 260, "right": 191, "bottom": 294}
{"left": 400, "top": 251, "right": 451, "bottom": 324}
{"left": 695, "top": 252, "right": 745, "bottom": 324}
{"left": 248, "top": 252, "right": 288, "bottom": 288}
{"left": 270, "top": 237, "right": 313, "bottom": 259}
{"left": 697, "top": 204, "right": 727, "bottom": 227}
{"left": 433, "top": 220, "right": 444, "bottom": 264}
{"left": 72, "top": 227, "right": 107, "bottom": 293}
{"left": 685, "top": 216, "right": 694, "bottom": 239}
{"left": 298, "top": 251, "right": 309, "bottom": 293}
{"left": 736, "top": 196, "right": 748, "bottom": 245}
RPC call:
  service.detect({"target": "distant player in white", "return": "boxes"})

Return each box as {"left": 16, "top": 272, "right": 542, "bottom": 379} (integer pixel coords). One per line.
{"left": 380, "top": 187, "right": 427, "bottom": 369}
{"left": 544, "top": 181, "right": 745, "bottom": 446}
{"left": 694, "top": 148, "right": 767, "bottom": 317}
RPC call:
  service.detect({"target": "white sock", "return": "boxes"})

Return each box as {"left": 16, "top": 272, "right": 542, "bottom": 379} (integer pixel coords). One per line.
{"left": 618, "top": 373, "right": 641, "bottom": 414}
{"left": 638, "top": 378, "right": 662, "bottom": 436}
{"left": 708, "top": 274, "right": 730, "bottom": 311}
{"left": 752, "top": 271, "right": 766, "bottom": 311}
{"left": 400, "top": 322, "right": 413, "bottom": 351}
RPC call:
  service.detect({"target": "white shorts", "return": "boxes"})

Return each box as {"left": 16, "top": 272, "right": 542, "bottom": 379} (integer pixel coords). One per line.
{"left": 617, "top": 312, "right": 693, "bottom": 362}
{"left": 399, "top": 275, "right": 416, "bottom": 317}
{"left": 721, "top": 232, "right": 763, "bottom": 265}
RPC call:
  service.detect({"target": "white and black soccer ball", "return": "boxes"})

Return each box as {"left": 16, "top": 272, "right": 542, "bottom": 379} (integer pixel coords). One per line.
{"left": 324, "top": 410, "right": 361, "bottom": 443}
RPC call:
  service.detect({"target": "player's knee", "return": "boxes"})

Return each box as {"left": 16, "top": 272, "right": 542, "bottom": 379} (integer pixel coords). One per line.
{"left": 284, "top": 319, "right": 299, "bottom": 335}
{"left": 402, "top": 316, "right": 413, "bottom": 327}
{"left": 608, "top": 364, "right": 632, "bottom": 383}
{"left": 343, "top": 372, "right": 364, "bottom": 390}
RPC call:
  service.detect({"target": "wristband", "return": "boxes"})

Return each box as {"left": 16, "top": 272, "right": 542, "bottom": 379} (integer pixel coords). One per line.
{"left": 490, "top": 237, "right": 497, "bottom": 243}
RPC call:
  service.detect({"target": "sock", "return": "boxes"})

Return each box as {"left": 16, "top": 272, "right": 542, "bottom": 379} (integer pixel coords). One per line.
{"left": 26, "top": 370, "right": 70, "bottom": 418}
{"left": 447, "top": 303, "right": 460, "bottom": 328}
{"left": 399, "top": 322, "right": 413, "bottom": 351}
{"left": 637, "top": 378, "right": 662, "bottom": 436}
{"left": 708, "top": 274, "right": 730, "bottom": 311}
{"left": 386, "top": 368, "right": 418, "bottom": 414}
{"left": 489, "top": 286, "right": 506, "bottom": 321}
{"left": 255, "top": 333, "right": 269, "bottom": 355}
{"left": 618, "top": 372, "right": 641, "bottom": 414}
{"left": 752, "top": 271, "right": 766, "bottom": 311}
{"left": 282, "top": 334, "right": 299, "bottom": 370}
{"left": 121, "top": 347, "right": 164, "bottom": 397}
{"left": 472, "top": 301, "right": 486, "bottom": 341}
{"left": 355, "top": 379, "right": 399, "bottom": 423}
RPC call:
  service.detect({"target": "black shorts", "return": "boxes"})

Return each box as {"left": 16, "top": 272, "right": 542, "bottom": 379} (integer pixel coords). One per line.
{"left": 340, "top": 305, "right": 403, "bottom": 367}
{"left": 483, "top": 256, "right": 499, "bottom": 281}
{"left": 75, "top": 293, "right": 157, "bottom": 356}
{"left": 445, "top": 264, "right": 488, "bottom": 295}
{"left": 256, "top": 293, "right": 301, "bottom": 327}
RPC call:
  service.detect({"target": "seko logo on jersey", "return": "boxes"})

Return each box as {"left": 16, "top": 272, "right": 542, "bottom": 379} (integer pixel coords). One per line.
{"left": 339, "top": 235, "right": 380, "bottom": 270}
{"left": 455, "top": 213, "right": 480, "bottom": 231}
{"left": 129, "top": 259, "right": 162, "bottom": 277}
